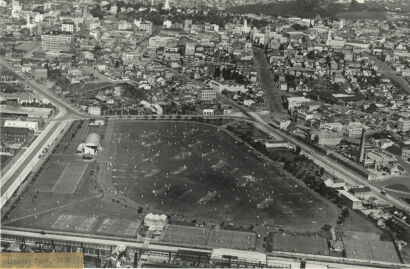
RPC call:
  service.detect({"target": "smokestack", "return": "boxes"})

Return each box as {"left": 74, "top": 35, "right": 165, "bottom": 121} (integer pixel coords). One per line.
{"left": 358, "top": 129, "right": 366, "bottom": 165}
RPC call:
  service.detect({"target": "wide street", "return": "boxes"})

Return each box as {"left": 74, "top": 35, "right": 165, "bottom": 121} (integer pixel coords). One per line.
{"left": 253, "top": 47, "right": 286, "bottom": 118}
{"left": 370, "top": 55, "right": 410, "bottom": 95}
{"left": 0, "top": 59, "right": 85, "bottom": 119}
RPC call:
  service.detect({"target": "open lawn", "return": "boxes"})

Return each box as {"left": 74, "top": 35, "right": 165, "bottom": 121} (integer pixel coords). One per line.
{"left": 2, "top": 120, "right": 143, "bottom": 238}
{"left": 342, "top": 231, "right": 400, "bottom": 263}
{"left": 3, "top": 119, "right": 338, "bottom": 240}
{"left": 101, "top": 121, "right": 337, "bottom": 230}
{"left": 52, "top": 163, "right": 88, "bottom": 193}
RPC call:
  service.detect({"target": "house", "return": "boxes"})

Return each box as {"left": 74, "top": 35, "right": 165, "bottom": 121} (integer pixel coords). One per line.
{"left": 88, "top": 106, "right": 101, "bottom": 116}
{"left": 402, "top": 148, "right": 410, "bottom": 162}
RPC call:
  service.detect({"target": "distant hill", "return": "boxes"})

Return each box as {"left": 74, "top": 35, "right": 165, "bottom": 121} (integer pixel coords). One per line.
{"left": 227, "top": 0, "right": 389, "bottom": 19}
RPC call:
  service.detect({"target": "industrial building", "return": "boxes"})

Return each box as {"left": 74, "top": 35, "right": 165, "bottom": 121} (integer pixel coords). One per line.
{"left": 0, "top": 105, "right": 52, "bottom": 118}
{"left": 365, "top": 150, "right": 397, "bottom": 169}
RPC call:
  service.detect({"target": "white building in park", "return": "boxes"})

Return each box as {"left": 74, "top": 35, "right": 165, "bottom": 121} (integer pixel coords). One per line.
{"left": 77, "top": 133, "right": 101, "bottom": 156}
{"left": 144, "top": 213, "right": 167, "bottom": 231}
{"left": 202, "top": 109, "right": 214, "bottom": 115}
{"left": 4, "top": 120, "right": 39, "bottom": 132}
{"left": 88, "top": 106, "right": 101, "bottom": 116}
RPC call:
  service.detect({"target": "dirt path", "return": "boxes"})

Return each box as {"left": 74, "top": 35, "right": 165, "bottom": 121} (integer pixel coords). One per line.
{"left": 4, "top": 194, "right": 102, "bottom": 225}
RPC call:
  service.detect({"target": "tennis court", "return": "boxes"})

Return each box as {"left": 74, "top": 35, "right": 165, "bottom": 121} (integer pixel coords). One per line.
{"left": 52, "top": 163, "right": 88, "bottom": 193}
{"left": 161, "top": 224, "right": 209, "bottom": 247}
{"left": 96, "top": 218, "right": 141, "bottom": 237}
{"left": 207, "top": 228, "right": 257, "bottom": 250}
{"left": 51, "top": 214, "right": 97, "bottom": 232}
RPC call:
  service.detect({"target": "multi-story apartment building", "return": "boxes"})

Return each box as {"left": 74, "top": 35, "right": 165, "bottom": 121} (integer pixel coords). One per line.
{"left": 398, "top": 118, "right": 410, "bottom": 133}
{"left": 61, "top": 22, "right": 75, "bottom": 33}
{"left": 41, "top": 32, "right": 73, "bottom": 52}
{"left": 200, "top": 88, "right": 216, "bottom": 102}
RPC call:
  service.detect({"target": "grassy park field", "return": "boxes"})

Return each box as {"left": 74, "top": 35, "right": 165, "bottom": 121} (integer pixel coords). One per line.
{"left": 2, "top": 119, "right": 338, "bottom": 238}
{"left": 100, "top": 120, "right": 337, "bottom": 229}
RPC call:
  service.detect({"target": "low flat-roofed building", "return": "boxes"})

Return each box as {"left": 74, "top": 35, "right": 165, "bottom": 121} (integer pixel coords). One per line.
{"left": 1, "top": 127, "right": 32, "bottom": 142}
{"left": 202, "top": 108, "right": 214, "bottom": 115}
{"left": 0, "top": 105, "right": 52, "bottom": 118}
{"left": 4, "top": 120, "right": 38, "bottom": 132}
{"left": 339, "top": 190, "right": 362, "bottom": 209}
{"left": 310, "top": 130, "right": 343, "bottom": 145}
{"left": 264, "top": 141, "right": 290, "bottom": 149}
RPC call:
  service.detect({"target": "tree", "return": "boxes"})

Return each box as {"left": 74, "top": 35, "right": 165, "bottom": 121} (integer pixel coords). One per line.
{"left": 342, "top": 208, "right": 350, "bottom": 218}
{"left": 90, "top": 5, "right": 104, "bottom": 19}
{"left": 321, "top": 224, "right": 332, "bottom": 231}
{"left": 295, "top": 145, "right": 301, "bottom": 155}
{"left": 92, "top": 45, "right": 102, "bottom": 60}
{"left": 319, "top": 167, "right": 325, "bottom": 176}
